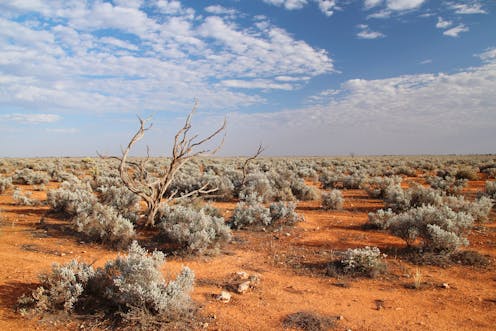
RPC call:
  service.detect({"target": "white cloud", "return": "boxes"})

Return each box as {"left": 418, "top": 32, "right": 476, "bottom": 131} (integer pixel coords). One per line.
{"left": 357, "top": 24, "right": 385, "bottom": 39}
{"left": 386, "top": 0, "right": 426, "bottom": 11}
{"left": 449, "top": 2, "right": 486, "bottom": 15}
{"left": 1, "top": 113, "right": 61, "bottom": 123}
{"left": 221, "top": 79, "right": 294, "bottom": 90}
{"left": 436, "top": 17, "right": 452, "bottom": 29}
{"left": 204, "top": 5, "right": 237, "bottom": 16}
{"left": 364, "top": 0, "right": 384, "bottom": 9}
{"left": 367, "top": 9, "right": 392, "bottom": 19}
{"left": 478, "top": 47, "right": 496, "bottom": 62}
{"left": 46, "top": 128, "right": 79, "bottom": 134}
{"left": 420, "top": 59, "right": 432, "bottom": 64}
{"left": 225, "top": 57, "right": 496, "bottom": 155}
{"left": 99, "top": 36, "right": 139, "bottom": 50}
{"left": 317, "top": 0, "right": 337, "bottom": 16}
{"left": 443, "top": 24, "right": 469, "bottom": 37}
{"left": 0, "top": 1, "right": 333, "bottom": 114}
{"left": 263, "top": 0, "right": 308, "bottom": 10}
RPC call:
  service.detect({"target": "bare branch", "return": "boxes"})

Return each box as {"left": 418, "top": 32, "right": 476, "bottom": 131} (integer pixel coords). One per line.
{"left": 101, "top": 101, "right": 226, "bottom": 227}
{"left": 241, "top": 143, "right": 265, "bottom": 186}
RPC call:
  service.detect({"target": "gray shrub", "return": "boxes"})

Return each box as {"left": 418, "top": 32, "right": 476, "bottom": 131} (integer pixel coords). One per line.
{"left": 158, "top": 205, "right": 231, "bottom": 255}
{"left": 322, "top": 190, "right": 344, "bottom": 210}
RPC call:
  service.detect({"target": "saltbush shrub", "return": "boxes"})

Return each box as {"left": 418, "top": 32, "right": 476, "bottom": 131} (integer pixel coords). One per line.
{"left": 485, "top": 181, "right": 496, "bottom": 199}
{"left": 269, "top": 201, "right": 303, "bottom": 225}
{"left": 17, "top": 260, "right": 95, "bottom": 313}
{"left": 321, "top": 190, "right": 344, "bottom": 210}
{"left": 0, "top": 177, "right": 12, "bottom": 194}
{"left": 72, "top": 203, "right": 135, "bottom": 247}
{"left": 18, "top": 242, "right": 196, "bottom": 329}
{"left": 230, "top": 193, "right": 271, "bottom": 229}
{"left": 47, "top": 181, "right": 97, "bottom": 216}
{"left": 387, "top": 205, "right": 473, "bottom": 252}
{"left": 12, "top": 168, "right": 50, "bottom": 185}
{"left": 340, "top": 246, "right": 385, "bottom": 277}
{"left": 158, "top": 205, "right": 231, "bottom": 255}
{"left": 367, "top": 208, "right": 395, "bottom": 229}
{"left": 12, "top": 188, "right": 41, "bottom": 206}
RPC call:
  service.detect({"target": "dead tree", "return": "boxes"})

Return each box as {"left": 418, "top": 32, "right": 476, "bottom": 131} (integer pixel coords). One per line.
{"left": 100, "top": 102, "right": 226, "bottom": 227}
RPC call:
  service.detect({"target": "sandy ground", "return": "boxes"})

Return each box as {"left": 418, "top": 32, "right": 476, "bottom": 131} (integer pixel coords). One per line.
{"left": 1, "top": 179, "right": 495, "bottom": 330}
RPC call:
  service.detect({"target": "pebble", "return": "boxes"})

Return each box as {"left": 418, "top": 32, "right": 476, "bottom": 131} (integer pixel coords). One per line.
{"left": 216, "top": 291, "right": 231, "bottom": 303}
{"left": 442, "top": 283, "right": 450, "bottom": 289}
{"left": 237, "top": 281, "right": 251, "bottom": 294}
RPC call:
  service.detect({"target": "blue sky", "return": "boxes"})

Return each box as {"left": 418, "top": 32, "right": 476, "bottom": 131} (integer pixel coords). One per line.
{"left": 0, "top": 0, "right": 495, "bottom": 157}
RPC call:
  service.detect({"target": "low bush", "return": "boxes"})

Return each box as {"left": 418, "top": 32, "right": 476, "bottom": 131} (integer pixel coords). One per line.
{"left": 17, "top": 260, "right": 95, "bottom": 313}
{"left": 321, "top": 190, "right": 344, "bottom": 210}
{"left": 269, "top": 201, "right": 303, "bottom": 225}
{"left": 339, "top": 246, "right": 386, "bottom": 278}
{"left": 158, "top": 205, "right": 231, "bottom": 255}
{"left": 485, "top": 181, "right": 496, "bottom": 199}
{"left": 72, "top": 203, "right": 135, "bottom": 247}
{"left": 367, "top": 208, "right": 395, "bottom": 230}
{"left": 18, "top": 242, "right": 196, "bottom": 329}
{"left": 47, "top": 181, "right": 97, "bottom": 216}
{"left": 12, "top": 168, "right": 50, "bottom": 185}
{"left": 230, "top": 194, "right": 272, "bottom": 229}
{"left": 387, "top": 205, "right": 473, "bottom": 253}
{"left": 12, "top": 188, "right": 41, "bottom": 206}
{"left": 0, "top": 177, "right": 12, "bottom": 194}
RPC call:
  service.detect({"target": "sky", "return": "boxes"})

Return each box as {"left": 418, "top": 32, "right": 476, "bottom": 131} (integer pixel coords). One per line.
{"left": 0, "top": 0, "right": 495, "bottom": 157}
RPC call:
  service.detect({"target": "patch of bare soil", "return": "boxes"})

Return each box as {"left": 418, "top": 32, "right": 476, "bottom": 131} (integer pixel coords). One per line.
{"left": 1, "top": 180, "right": 496, "bottom": 330}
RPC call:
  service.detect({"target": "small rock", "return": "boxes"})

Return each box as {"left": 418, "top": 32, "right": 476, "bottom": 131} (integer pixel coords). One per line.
{"left": 285, "top": 232, "right": 291, "bottom": 237}
{"left": 216, "top": 291, "right": 231, "bottom": 303}
{"left": 237, "top": 281, "right": 251, "bottom": 294}
{"left": 337, "top": 315, "right": 344, "bottom": 320}
{"left": 81, "top": 250, "right": 87, "bottom": 254}
{"left": 442, "top": 283, "right": 450, "bottom": 289}
{"left": 60, "top": 253, "right": 66, "bottom": 256}
{"left": 235, "top": 271, "right": 249, "bottom": 280}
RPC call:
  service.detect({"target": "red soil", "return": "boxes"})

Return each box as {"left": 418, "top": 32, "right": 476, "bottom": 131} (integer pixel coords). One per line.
{"left": 1, "top": 180, "right": 495, "bottom": 330}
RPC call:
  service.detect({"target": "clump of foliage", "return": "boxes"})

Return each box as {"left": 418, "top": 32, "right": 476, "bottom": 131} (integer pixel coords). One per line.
{"left": 338, "top": 246, "right": 386, "bottom": 278}
{"left": 12, "top": 168, "right": 50, "bottom": 185}
{"left": 17, "top": 260, "right": 95, "bottom": 313}
{"left": 47, "top": 181, "right": 97, "bottom": 216}
{"left": 387, "top": 205, "right": 473, "bottom": 253}
{"left": 484, "top": 181, "right": 496, "bottom": 199}
{"left": 269, "top": 201, "right": 303, "bottom": 225}
{"left": 361, "top": 176, "right": 401, "bottom": 199}
{"left": 230, "top": 193, "right": 304, "bottom": 230}
{"left": 427, "top": 176, "right": 467, "bottom": 195}
{"left": 18, "top": 242, "right": 196, "bottom": 329}
{"left": 12, "top": 188, "right": 41, "bottom": 206}
{"left": 230, "top": 193, "right": 272, "bottom": 229}
{"left": 0, "top": 177, "right": 12, "bottom": 194}
{"left": 367, "top": 208, "right": 395, "bottom": 230}
{"left": 72, "top": 203, "right": 135, "bottom": 248}
{"left": 321, "top": 190, "right": 344, "bottom": 210}
{"left": 158, "top": 205, "right": 231, "bottom": 255}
